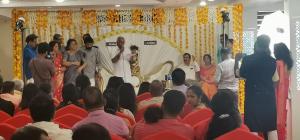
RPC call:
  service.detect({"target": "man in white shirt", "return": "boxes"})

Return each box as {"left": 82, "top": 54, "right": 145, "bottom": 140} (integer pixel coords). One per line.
{"left": 215, "top": 48, "right": 239, "bottom": 93}
{"left": 27, "top": 94, "right": 72, "bottom": 140}
{"left": 178, "top": 53, "right": 200, "bottom": 81}
{"left": 111, "top": 36, "right": 133, "bottom": 83}
{"left": 138, "top": 80, "right": 164, "bottom": 110}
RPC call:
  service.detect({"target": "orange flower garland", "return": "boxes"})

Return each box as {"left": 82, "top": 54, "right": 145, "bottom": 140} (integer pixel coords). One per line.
{"left": 132, "top": 9, "right": 143, "bottom": 25}
{"left": 197, "top": 7, "right": 208, "bottom": 25}
{"left": 174, "top": 8, "right": 188, "bottom": 26}
{"left": 152, "top": 8, "right": 166, "bottom": 26}
{"left": 107, "top": 9, "right": 119, "bottom": 26}
{"left": 57, "top": 10, "right": 73, "bottom": 29}
{"left": 36, "top": 10, "right": 48, "bottom": 30}
{"left": 82, "top": 10, "right": 97, "bottom": 32}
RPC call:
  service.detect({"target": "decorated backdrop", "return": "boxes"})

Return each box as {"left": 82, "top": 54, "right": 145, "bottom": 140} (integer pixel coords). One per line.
{"left": 11, "top": 4, "right": 244, "bottom": 112}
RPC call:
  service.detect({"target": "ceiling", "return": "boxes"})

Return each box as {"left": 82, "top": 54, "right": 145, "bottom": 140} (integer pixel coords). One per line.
{"left": 0, "top": 0, "right": 283, "bottom": 8}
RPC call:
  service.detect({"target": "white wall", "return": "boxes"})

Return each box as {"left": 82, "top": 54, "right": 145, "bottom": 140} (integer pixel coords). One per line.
{"left": 0, "top": 16, "right": 13, "bottom": 81}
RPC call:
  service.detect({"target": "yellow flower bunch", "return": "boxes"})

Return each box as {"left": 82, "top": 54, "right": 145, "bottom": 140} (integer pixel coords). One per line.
{"left": 36, "top": 10, "right": 48, "bottom": 29}
{"left": 82, "top": 10, "right": 97, "bottom": 26}
{"left": 132, "top": 9, "right": 143, "bottom": 25}
{"left": 174, "top": 7, "right": 188, "bottom": 26}
{"left": 216, "top": 5, "right": 228, "bottom": 24}
{"left": 152, "top": 8, "right": 166, "bottom": 25}
{"left": 107, "top": 9, "right": 119, "bottom": 26}
{"left": 197, "top": 7, "right": 208, "bottom": 25}
{"left": 57, "top": 10, "right": 73, "bottom": 29}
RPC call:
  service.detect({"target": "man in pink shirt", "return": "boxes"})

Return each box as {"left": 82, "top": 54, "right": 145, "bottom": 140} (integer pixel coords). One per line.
{"left": 132, "top": 90, "right": 194, "bottom": 140}
{"left": 72, "top": 87, "right": 129, "bottom": 137}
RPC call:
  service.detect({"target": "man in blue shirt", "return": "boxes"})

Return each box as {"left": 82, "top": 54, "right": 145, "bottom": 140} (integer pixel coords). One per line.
{"left": 23, "top": 34, "right": 38, "bottom": 83}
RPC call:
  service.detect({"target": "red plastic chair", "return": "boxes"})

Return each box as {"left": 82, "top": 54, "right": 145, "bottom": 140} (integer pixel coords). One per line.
{"left": 216, "top": 129, "right": 263, "bottom": 140}
{"left": 56, "top": 122, "right": 72, "bottom": 129}
{"left": 116, "top": 112, "right": 135, "bottom": 126}
{"left": 0, "top": 111, "right": 11, "bottom": 122}
{"left": 4, "top": 114, "right": 33, "bottom": 128}
{"left": 194, "top": 118, "right": 211, "bottom": 140}
{"left": 111, "top": 134, "right": 125, "bottom": 140}
{"left": 182, "top": 108, "right": 213, "bottom": 127}
{"left": 54, "top": 114, "right": 83, "bottom": 127}
{"left": 136, "top": 92, "right": 152, "bottom": 103}
{"left": 15, "top": 108, "right": 31, "bottom": 116}
{"left": 0, "top": 123, "right": 17, "bottom": 140}
{"left": 54, "top": 104, "right": 88, "bottom": 118}
{"left": 142, "top": 131, "right": 189, "bottom": 140}
{"left": 135, "top": 104, "right": 160, "bottom": 122}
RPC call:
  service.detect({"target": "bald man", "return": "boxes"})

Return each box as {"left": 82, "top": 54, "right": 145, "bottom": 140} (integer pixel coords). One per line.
{"left": 138, "top": 80, "right": 164, "bottom": 110}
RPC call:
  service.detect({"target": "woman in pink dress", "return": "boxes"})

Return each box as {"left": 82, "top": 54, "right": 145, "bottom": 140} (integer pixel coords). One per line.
{"left": 50, "top": 41, "right": 65, "bottom": 102}
{"left": 274, "top": 43, "right": 293, "bottom": 140}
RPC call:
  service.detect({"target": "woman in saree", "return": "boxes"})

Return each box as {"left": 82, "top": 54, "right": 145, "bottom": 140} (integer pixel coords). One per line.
{"left": 199, "top": 54, "right": 217, "bottom": 100}
{"left": 274, "top": 43, "right": 293, "bottom": 140}
{"left": 49, "top": 40, "right": 65, "bottom": 102}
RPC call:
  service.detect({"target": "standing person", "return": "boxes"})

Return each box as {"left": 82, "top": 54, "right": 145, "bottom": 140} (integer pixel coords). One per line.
{"left": 178, "top": 53, "right": 200, "bottom": 82}
{"left": 274, "top": 43, "right": 293, "bottom": 140}
{"left": 238, "top": 35, "right": 278, "bottom": 139}
{"left": 111, "top": 36, "right": 133, "bottom": 83}
{"left": 63, "top": 39, "right": 86, "bottom": 85}
{"left": 200, "top": 54, "right": 217, "bottom": 100}
{"left": 217, "top": 34, "right": 229, "bottom": 63}
{"left": 80, "top": 36, "right": 101, "bottom": 86}
{"left": 23, "top": 34, "right": 38, "bottom": 83}
{"left": 129, "top": 45, "right": 141, "bottom": 78}
{"left": 49, "top": 41, "right": 65, "bottom": 102}
{"left": 215, "top": 48, "right": 239, "bottom": 94}
{"left": 29, "top": 42, "right": 55, "bottom": 87}
{"left": 53, "top": 34, "right": 64, "bottom": 50}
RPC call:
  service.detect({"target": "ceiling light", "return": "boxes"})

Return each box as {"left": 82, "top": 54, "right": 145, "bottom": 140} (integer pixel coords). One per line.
{"left": 56, "top": 0, "right": 64, "bottom": 3}
{"left": 1, "top": 0, "right": 10, "bottom": 4}
{"left": 115, "top": 4, "right": 120, "bottom": 7}
{"left": 199, "top": 1, "right": 207, "bottom": 6}
{"left": 208, "top": 0, "right": 214, "bottom": 1}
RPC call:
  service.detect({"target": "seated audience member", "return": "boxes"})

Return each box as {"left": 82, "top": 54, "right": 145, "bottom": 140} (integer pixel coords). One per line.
{"left": 195, "top": 90, "right": 242, "bottom": 140}
{"left": 28, "top": 94, "right": 72, "bottom": 140}
{"left": 11, "top": 126, "right": 50, "bottom": 140}
{"left": 137, "top": 82, "right": 150, "bottom": 96}
{"left": 181, "top": 86, "right": 210, "bottom": 117}
{"left": 117, "top": 83, "right": 137, "bottom": 117}
{"left": 177, "top": 53, "right": 200, "bottom": 81}
{"left": 29, "top": 42, "right": 55, "bottom": 87}
{"left": 105, "top": 76, "right": 124, "bottom": 91}
{"left": 171, "top": 68, "right": 188, "bottom": 94}
{"left": 57, "top": 84, "right": 81, "bottom": 110}
{"left": 138, "top": 80, "right": 164, "bottom": 110}
{"left": 103, "top": 89, "right": 119, "bottom": 115}
{"left": 75, "top": 74, "right": 91, "bottom": 98}
{"left": 0, "top": 81, "right": 21, "bottom": 107}
{"left": 12, "top": 79, "right": 24, "bottom": 95}
{"left": 19, "top": 83, "right": 40, "bottom": 111}
{"left": 132, "top": 90, "right": 194, "bottom": 140}
{"left": 39, "top": 83, "right": 52, "bottom": 97}
{"left": 72, "top": 123, "right": 111, "bottom": 140}
{"left": 72, "top": 87, "right": 129, "bottom": 137}
{"left": 0, "top": 97, "right": 15, "bottom": 116}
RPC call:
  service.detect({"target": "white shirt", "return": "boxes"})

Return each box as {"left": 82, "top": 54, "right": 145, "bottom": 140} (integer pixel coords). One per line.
{"left": 138, "top": 96, "right": 164, "bottom": 110}
{"left": 27, "top": 121, "right": 72, "bottom": 140}
{"left": 178, "top": 62, "right": 200, "bottom": 80}
{"left": 215, "top": 58, "right": 239, "bottom": 92}
{"left": 110, "top": 47, "right": 132, "bottom": 83}
{"left": 172, "top": 85, "right": 188, "bottom": 95}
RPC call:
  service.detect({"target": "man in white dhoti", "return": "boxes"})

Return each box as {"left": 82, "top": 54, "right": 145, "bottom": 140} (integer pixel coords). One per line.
{"left": 111, "top": 36, "right": 132, "bottom": 82}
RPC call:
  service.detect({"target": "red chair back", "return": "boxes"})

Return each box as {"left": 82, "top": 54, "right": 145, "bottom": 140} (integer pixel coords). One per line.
{"left": 4, "top": 114, "right": 33, "bottom": 128}
{"left": 116, "top": 112, "right": 135, "bottom": 126}
{"left": 216, "top": 129, "right": 263, "bottom": 140}
{"left": 0, "top": 123, "right": 16, "bottom": 140}
{"left": 193, "top": 118, "right": 211, "bottom": 140}
{"left": 15, "top": 108, "right": 30, "bottom": 116}
{"left": 135, "top": 104, "right": 160, "bottom": 122}
{"left": 182, "top": 108, "right": 213, "bottom": 126}
{"left": 57, "top": 122, "right": 72, "bottom": 129}
{"left": 55, "top": 104, "right": 88, "bottom": 118}
{"left": 54, "top": 114, "right": 83, "bottom": 127}
{"left": 110, "top": 134, "right": 125, "bottom": 140}
{"left": 142, "top": 131, "right": 189, "bottom": 140}
{"left": 136, "top": 92, "right": 152, "bottom": 103}
{"left": 0, "top": 111, "right": 11, "bottom": 122}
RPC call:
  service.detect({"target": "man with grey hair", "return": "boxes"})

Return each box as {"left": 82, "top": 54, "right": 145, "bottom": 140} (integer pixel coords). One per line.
{"left": 138, "top": 80, "right": 164, "bottom": 110}
{"left": 111, "top": 36, "right": 133, "bottom": 82}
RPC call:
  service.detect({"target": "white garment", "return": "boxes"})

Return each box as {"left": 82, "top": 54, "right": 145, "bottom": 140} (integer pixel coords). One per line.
{"left": 138, "top": 96, "right": 164, "bottom": 110}
{"left": 215, "top": 58, "right": 239, "bottom": 92}
{"left": 89, "top": 78, "right": 95, "bottom": 86}
{"left": 27, "top": 121, "right": 72, "bottom": 140}
{"left": 26, "top": 78, "right": 34, "bottom": 84}
{"left": 172, "top": 85, "right": 188, "bottom": 95}
{"left": 178, "top": 62, "right": 200, "bottom": 80}
{"left": 110, "top": 47, "right": 132, "bottom": 83}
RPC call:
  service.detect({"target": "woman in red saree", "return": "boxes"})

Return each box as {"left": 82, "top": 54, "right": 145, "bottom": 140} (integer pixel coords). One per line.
{"left": 50, "top": 41, "right": 65, "bottom": 102}
{"left": 274, "top": 43, "right": 293, "bottom": 140}
{"left": 199, "top": 54, "right": 217, "bottom": 100}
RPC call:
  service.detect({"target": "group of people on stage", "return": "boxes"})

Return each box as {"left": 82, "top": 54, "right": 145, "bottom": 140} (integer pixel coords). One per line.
{"left": 0, "top": 31, "right": 293, "bottom": 140}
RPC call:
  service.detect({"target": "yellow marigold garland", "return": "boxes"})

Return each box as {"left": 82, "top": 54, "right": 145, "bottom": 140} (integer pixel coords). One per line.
{"left": 174, "top": 8, "right": 188, "bottom": 26}
{"left": 132, "top": 9, "right": 143, "bottom": 25}
{"left": 36, "top": 10, "right": 48, "bottom": 30}
{"left": 57, "top": 10, "right": 73, "bottom": 29}
{"left": 152, "top": 8, "right": 166, "bottom": 26}
{"left": 82, "top": 10, "right": 97, "bottom": 32}
{"left": 107, "top": 9, "right": 119, "bottom": 26}
{"left": 197, "top": 7, "right": 208, "bottom": 25}
{"left": 216, "top": 5, "right": 228, "bottom": 24}
{"left": 185, "top": 25, "right": 188, "bottom": 49}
